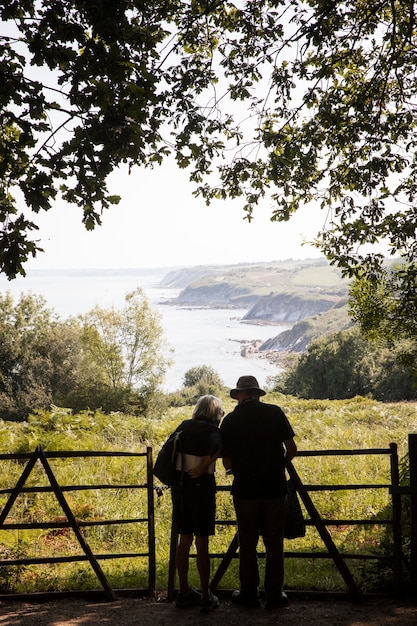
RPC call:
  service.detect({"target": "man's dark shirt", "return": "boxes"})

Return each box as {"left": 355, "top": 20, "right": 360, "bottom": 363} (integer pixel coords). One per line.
{"left": 220, "top": 398, "right": 295, "bottom": 498}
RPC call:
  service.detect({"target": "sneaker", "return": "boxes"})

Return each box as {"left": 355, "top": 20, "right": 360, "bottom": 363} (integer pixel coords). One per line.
{"left": 265, "top": 590, "right": 289, "bottom": 610}
{"left": 231, "top": 589, "right": 260, "bottom": 608}
{"left": 201, "top": 592, "right": 219, "bottom": 613}
{"left": 175, "top": 587, "right": 202, "bottom": 608}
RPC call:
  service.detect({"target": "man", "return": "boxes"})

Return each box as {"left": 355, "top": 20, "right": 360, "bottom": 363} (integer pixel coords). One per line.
{"left": 220, "top": 375, "right": 297, "bottom": 610}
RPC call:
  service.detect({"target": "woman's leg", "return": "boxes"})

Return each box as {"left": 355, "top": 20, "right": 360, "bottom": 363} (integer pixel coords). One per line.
{"left": 176, "top": 534, "right": 194, "bottom": 593}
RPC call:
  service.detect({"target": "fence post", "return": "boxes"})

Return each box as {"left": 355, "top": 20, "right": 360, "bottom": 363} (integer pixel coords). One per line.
{"left": 390, "top": 443, "right": 402, "bottom": 595}
{"left": 409, "top": 434, "right": 417, "bottom": 592}
{"left": 167, "top": 519, "right": 178, "bottom": 602}
{"left": 147, "top": 447, "right": 156, "bottom": 598}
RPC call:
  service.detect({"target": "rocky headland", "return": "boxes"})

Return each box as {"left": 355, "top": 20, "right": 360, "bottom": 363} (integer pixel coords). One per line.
{"left": 160, "top": 259, "right": 352, "bottom": 364}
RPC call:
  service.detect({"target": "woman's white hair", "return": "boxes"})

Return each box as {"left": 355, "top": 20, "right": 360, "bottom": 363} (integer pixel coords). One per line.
{"left": 192, "top": 395, "right": 223, "bottom": 423}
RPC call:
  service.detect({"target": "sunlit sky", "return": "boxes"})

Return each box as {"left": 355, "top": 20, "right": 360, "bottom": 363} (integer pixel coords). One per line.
{"left": 24, "top": 157, "right": 325, "bottom": 272}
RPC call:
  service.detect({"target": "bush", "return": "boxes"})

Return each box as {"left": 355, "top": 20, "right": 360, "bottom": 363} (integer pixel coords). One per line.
{"left": 270, "top": 327, "right": 417, "bottom": 401}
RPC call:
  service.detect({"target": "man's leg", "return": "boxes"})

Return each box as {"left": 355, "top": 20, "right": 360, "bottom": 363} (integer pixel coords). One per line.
{"left": 195, "top": 535, "right": 210, "bottom": 597}
{"left": 233, "top": 496, "right": 261, "bottom": 598}
{"left": 261, "top": 496, "right": 287, "bottom": 604}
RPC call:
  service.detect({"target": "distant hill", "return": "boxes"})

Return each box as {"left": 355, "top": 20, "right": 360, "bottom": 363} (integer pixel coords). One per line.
{"left": 160, "top": 258, "right": 351, "bottom": 356}
{"left": 161, "top": 258, "right": 348, "bottom": 305}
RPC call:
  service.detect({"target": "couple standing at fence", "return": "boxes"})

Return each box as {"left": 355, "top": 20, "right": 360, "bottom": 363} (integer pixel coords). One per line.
{"left": 169, "top": 374, "right": 297, "bottom": 613}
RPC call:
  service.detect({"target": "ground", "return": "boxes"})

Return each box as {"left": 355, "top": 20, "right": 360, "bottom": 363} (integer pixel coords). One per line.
{"left": 0, "top": 593, "right": 417, "bottom": 625}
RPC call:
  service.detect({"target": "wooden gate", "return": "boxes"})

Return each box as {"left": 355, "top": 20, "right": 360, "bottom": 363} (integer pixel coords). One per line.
{"left": 0, "top": 445, "right": 156, "bottom": 600}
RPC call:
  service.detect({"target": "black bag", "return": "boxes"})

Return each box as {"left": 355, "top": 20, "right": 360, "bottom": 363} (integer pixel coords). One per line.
{"left": 284, "top": 479, "right": 306, "bottom": 539}
{"left": 153, "top": 430, "right": 182, "bottom": 486}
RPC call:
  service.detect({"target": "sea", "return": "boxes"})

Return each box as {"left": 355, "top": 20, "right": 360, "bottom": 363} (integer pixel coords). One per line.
{"left": 0, "top": 267, "right": 287, "bottom": 392}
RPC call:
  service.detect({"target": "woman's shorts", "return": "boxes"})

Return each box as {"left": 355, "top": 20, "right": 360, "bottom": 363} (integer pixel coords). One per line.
{"left": 171, "top": 473, "right": 216, "bottom": 536}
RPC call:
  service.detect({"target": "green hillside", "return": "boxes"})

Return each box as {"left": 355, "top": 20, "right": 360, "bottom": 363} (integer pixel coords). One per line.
{"left": 162, "top": 258, "right": 348, "bottom": 297}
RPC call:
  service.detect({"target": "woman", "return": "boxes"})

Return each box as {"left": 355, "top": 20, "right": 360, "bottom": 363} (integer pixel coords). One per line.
{"left": 171, "top": 394, "right": 223, "bottom": 612}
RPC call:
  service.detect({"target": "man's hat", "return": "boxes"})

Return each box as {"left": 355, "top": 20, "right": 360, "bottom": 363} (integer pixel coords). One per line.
{"left": 230, "top": 375, "right": 266, "bottom": 399}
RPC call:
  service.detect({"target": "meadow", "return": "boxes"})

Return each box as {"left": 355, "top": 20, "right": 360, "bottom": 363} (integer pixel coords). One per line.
{"left": 0, "top": 394, "right": 415, "bottom": 595}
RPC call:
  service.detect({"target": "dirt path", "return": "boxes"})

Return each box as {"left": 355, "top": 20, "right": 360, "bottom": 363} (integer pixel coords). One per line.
{"left": 0, "top": 593, "right": 417, "bottom": 626}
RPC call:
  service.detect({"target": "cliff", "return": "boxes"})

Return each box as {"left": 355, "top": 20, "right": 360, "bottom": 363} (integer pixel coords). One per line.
{"left": 176, "top": 281, "right": 259, "bottom": 307}
{"left": 258, "top": 300, "right": 353, "bottom": 353}
{"left": 242, "top": 292, "right": 340, "bottom": 323}
{"left": 164, "top": 258, "right": 348, "bottom": 310}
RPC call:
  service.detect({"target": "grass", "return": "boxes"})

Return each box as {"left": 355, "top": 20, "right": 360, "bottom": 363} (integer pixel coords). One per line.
{"left": 0, "top": 395, "right": 415, "bottom": 594}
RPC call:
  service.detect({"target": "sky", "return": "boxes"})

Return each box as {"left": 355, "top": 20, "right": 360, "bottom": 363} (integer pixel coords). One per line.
{"left": 24, "top": 158, "right": 324, "bottom": 272}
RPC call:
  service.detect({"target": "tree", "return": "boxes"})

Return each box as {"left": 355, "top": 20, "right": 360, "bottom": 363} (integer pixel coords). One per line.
{"left": 273, "top": 328, "right": 373, "bottom": 400}
{"left": 77, "top": 288, "right": 170, "bottom": 412}
{"left": 183, "top": 364, "right": 224, "bottom": 393}
{"left": 2, "top": 2, "right": 417, "bottom": 338}
{"left": 349, "top": 263, "right": 417, "bottom": 363}
{"left": 0, "top": 292, "right": 81, "bottom": 419}
{"left": 165, "top": 364, "right": 224, "bottom": 407}
{"left": 272, "top": 327, "right": 417, "bottom": 401}
{"left": 0, "top": 289, "right": 170, "bottom": 418}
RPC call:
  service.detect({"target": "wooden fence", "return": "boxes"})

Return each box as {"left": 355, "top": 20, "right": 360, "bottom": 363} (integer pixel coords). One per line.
{"left": 0, "top": 445, "right": 155, "bottom": 601}
{"left": 0, "top": 438, "right": 416, "bottom": 601}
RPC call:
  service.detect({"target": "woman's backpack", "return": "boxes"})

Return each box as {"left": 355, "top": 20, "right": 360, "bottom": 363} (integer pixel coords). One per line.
{"left": 153, "top": 430, "right": 182, "bottom": 486}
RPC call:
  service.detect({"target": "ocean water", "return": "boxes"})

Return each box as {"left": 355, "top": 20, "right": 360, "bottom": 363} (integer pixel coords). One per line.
{"left": 0, "top": 268, "right": 286, "bottom": 391}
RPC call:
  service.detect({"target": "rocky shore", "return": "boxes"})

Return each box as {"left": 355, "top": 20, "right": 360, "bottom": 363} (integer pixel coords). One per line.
{"left": 237, "top": 338, "right": 289, "bottom": 368}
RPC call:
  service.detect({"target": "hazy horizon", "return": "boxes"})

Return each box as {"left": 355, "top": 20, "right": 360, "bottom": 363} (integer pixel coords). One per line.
{"left": 17, "top": 154, "right": 324, "bottom": 275}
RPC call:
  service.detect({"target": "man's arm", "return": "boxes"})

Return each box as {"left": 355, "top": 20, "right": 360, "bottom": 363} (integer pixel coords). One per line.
{"left": 284, "top": 438, "right": 297, "bottom": 464}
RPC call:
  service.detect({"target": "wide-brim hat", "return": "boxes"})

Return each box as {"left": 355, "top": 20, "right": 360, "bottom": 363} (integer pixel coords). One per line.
{"left": 230, "top": 375, "right": 266, "bottom": 399}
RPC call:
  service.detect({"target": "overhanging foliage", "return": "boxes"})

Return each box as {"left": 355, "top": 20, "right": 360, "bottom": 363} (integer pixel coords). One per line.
{"left": 1, "top": 1, "right": 417, "bottom": 338}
